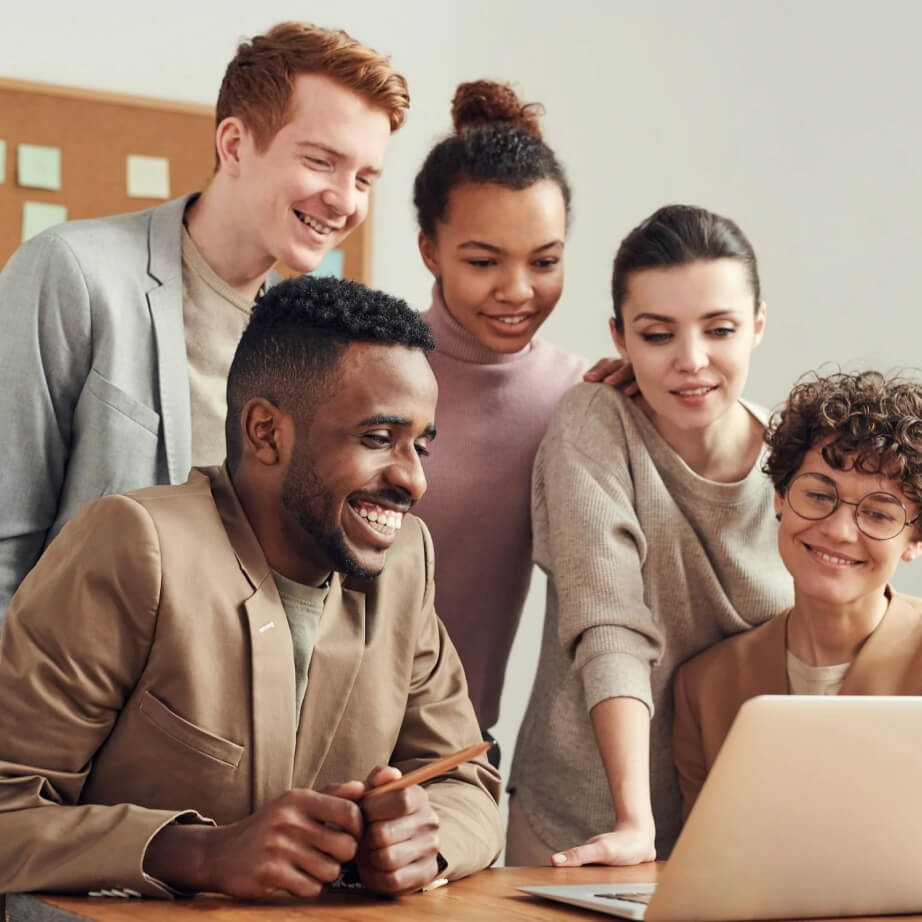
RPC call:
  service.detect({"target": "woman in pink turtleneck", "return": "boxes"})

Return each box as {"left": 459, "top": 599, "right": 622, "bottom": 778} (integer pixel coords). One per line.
{"left": 410, "top": 81, "right": 610, "bottom": 759}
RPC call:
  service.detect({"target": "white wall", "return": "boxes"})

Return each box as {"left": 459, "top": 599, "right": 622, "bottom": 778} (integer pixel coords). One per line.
{"left": 5, "top": 0, "right": 922, "bottom": 849}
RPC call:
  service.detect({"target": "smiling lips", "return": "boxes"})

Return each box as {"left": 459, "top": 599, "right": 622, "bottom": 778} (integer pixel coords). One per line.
{"left": 805, "top": 542, "right": 862, "bottom": 568}
{"left": 670, "top": 384, "right": 717, "bottom": 397}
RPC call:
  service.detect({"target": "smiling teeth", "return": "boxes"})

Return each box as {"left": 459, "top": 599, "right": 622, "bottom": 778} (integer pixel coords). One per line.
{"left": 815, "top": 549, "right": 857, "bottom": 566}
{"left": 677, "top": 386, "right": 713, "bottom": 396}
{"left": 494, "top": 316, "right": 529, "bottom": 325}
{"left": 294, "top": 210, "right": 332, "bottom": 235}
{"left": 357, "top": 504, "right": 403, "bottom": 531}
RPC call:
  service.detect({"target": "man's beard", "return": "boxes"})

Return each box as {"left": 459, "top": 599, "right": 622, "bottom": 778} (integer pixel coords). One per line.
{"left": 280, "top": 457, "right": 381, "bottom": 582}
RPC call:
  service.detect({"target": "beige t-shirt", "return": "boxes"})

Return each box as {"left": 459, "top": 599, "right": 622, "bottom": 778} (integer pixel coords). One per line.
{"left": 271, "top": 570, "right": 329, "bottom": 725}
{"left": 786, "top": 650, "right": 850, "bottom": 695}
{"left": 181, "top": 226, "right": 253, "bottom": 467}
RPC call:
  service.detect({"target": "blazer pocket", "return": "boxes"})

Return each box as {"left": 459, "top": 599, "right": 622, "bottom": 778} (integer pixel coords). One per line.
{"left": 85, "top": 368, "right": 160, "bottom": 436}
{"left": 138, "top": 690, "right": 243, "bottom": 768}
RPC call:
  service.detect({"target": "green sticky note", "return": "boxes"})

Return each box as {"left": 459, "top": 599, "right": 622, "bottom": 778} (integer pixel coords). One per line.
{"left": 18, "top": 143, "right": 62, "bottom": 191}
{"left": 0, "top": 139, "right": 6, "bottom": 184}
{"left": 22, "top": 201, "right": 68, "bottom": 242}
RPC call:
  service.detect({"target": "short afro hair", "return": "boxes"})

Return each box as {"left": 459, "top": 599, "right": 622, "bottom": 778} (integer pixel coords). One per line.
{"left": 764, "top": 370, "right": 922, "bottom": 538}
{"left": 226, "top": 275, "right": 434, "bottom": 468}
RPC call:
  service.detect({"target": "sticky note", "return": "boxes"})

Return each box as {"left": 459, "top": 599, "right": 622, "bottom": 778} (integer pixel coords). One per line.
{"left": 126, "top": 155, "right": 170, "bottom": 199}
{"left": 22, "top": 201, "right": 68, "bottom": 242}
{"left": 0, "top": 140, "right": 6, "bottom": 184}
{"left": 309, "top": 248, "right": 345, "bottom": 280}
{"left": 17, "top": 144, "right": 62, "bottom": 191}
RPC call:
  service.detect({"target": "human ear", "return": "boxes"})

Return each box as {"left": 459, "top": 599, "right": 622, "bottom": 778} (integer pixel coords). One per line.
{"left": 901, "top": 539, "right": 922, "bottom": 563}
{"left": 609, "top": 316, "right": 629, "bottom": 360}
{"left": 215, "top": 117, "right": 247, "bottom": 177}
{"left": 418, "top": 232, "right": 441, "bottom": 279}
{"left": 752, "top": 300, "right": 767, "bottom": 348}
{"left": 241, "top": 398, "right": 289, "bottom": 466}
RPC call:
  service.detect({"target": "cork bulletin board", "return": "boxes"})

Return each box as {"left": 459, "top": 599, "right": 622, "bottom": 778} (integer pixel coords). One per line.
{"left": 0, "top": 76, "right": 370, "bottom": 281}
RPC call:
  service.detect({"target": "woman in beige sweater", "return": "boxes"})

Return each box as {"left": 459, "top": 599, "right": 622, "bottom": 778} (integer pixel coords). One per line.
{"left": 673, "top": 370, "right": 922, "bottom": 816}
{"left": 508, "top": 204, "right": 793, "bottom": 865}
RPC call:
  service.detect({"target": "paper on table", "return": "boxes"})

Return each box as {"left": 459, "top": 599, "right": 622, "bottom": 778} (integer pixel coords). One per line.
{"left": 0, "top": 139, "right": 6, "bottom": 183}
{"left": 18, "top": 144, "right": 62, "bottom": 190}
{"left": 309, "top": 248, "right": 344, "bottom": 280}
{"left": 22, "top": 201, "right": 68, "bottom": 242}
{"left": 126, "top": 154, "right": 170, "bottom": 199}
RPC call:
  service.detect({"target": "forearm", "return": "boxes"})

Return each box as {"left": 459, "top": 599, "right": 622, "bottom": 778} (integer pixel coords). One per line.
{"left": 589, "top": 696, "right": 654, "bottom": 831}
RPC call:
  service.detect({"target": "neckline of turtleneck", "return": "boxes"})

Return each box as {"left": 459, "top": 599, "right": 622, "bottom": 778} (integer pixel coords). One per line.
{"left": 424, "top": 283, "right": 536, "bottom": 366}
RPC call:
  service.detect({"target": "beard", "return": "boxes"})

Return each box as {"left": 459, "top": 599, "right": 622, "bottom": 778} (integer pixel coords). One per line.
{"left": 280, "top": 453, "right": 381, "bottom": 581}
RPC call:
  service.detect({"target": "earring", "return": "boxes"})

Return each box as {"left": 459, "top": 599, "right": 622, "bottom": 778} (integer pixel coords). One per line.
{"left": 775, "top": 513, "right": 782, "bottom": 522}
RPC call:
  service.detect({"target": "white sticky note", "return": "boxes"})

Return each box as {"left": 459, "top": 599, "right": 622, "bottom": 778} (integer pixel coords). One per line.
{"left": 0, "top": 140, "right": 6, "bottom": 184}
{"left": 17, "top": 144, "right": 62, "bottom": 191}
{"left": 309, "top": 248, "right": 345, "bottom": 280}
{"left": 126, "top": 155, "right": 170, "bottom": 199}
{"left": 22, "top": 201, "right": 68, "bottom": 242}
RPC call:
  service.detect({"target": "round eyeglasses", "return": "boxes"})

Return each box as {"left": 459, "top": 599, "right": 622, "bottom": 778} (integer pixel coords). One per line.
{"left": 786, "top": 472, "right": 920, "bottom": 541}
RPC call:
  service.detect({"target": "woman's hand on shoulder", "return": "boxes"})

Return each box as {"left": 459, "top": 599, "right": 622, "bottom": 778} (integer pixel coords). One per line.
{"left": 583, "top": 357, "right": 638, "bottom": 397}
{"left": 549, "top": 816, "right": 656, "bottom": 867}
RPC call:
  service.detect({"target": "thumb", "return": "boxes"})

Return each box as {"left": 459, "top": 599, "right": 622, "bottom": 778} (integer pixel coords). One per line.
{"left": 322, "top": 780, "right": 366, "bottom": 801}
{"left": 551, "top": 842, "right": 601, "bottom": 867}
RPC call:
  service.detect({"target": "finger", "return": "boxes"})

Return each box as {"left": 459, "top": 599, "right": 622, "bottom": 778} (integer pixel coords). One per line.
{"left": 582, "top": 359, "right": 609, "bottom": 381}
{"left": 365, "top": 825, "right": 439, "bottom": 872}
{"left": 551, "top": 841, "right": 604, "bottom": 867}
{"left": 365, "top": 802, "right": 439, "bottom": 851}
{"left": 287, "top": 789, "right": 364, "bottom": 839}
{"left": 363, "top": 764, "right": 402, "bottom": 789}
{"left": 362, "top": 784, "right": 427, "bottom": 823}
{"left": 288, "top": 841, "right": 351, "bottom": 885}
{"left": 359, "top": 851, "right": 440, "bottom": 896}
{"left": 322, "top": 780, "right": 366, "bottom": 801}
{"left": 290, "top": 816, "right": 359, "bottom": 864}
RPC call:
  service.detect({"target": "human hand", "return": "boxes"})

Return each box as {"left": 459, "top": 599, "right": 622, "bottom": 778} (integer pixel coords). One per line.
{"left": 583, "top": 357, "right": 638, "bottom": 396}
{"left": 144, "top": 782, "right": 366, "bottom": 898}
{"left": 356, "top": 765, "right": 441, "bottom": 894}
{"left": 550, "top": 817, "right": 656, "bottom": 867}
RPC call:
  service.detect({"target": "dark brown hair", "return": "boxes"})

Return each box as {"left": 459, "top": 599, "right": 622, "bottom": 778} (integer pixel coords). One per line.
{"left": 215, "top": 21, "right": 409, "bottom": 166}
{"left": 611, "top": 204, "right": 760, "bottom": 333}
{"left": 764, "top": 370, "right": 922, "bottom": 537}
{"left": 413, "top": 80, "right": 571, "bottom": 239}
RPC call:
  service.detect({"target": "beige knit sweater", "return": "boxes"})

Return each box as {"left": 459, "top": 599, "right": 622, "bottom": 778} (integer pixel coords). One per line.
{"left": 509, "top": 383, "right": 793, "bottom": 857}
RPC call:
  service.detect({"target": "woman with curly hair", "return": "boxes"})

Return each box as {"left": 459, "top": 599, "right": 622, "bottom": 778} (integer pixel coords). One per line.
{"left": 673, "top": 370, "right": 922, "bottom": 816}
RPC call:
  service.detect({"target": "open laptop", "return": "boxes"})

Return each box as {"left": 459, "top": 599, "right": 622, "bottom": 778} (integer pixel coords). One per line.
{"left": 520, "top": 695, "right": 922, "bottom": 920}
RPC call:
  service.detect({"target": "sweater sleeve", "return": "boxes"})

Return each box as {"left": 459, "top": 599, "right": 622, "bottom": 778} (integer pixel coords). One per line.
{"left": 532, "top": 386, "right": 666, "bottom": 715}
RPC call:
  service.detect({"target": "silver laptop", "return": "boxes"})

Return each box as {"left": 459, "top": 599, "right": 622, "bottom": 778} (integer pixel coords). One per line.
{"left": 520, "top": 695, "right": 922, "bottom": 920}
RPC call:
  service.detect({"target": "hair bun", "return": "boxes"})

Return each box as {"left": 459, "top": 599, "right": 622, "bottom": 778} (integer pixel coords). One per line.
{"left": 450, "top": 80, "right": 544, "bottom": 139}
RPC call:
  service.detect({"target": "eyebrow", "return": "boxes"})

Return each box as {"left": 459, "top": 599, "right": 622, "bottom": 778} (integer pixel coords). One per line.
{"left": 295, "top": 141, "right": 382, "bottom": 177}
{"left": 359, "top": 415, "right": 437, "bottom": 440}
{"left": 456, "top": 240, "right": 564, "bottom": 254}
{"left": 631, "top": 310, "right": 743, "bottom": 323}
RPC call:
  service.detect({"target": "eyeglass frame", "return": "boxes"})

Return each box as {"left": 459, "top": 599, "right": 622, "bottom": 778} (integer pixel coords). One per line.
{"left": 784, "top": 472, "right": 920, "bottom": 541}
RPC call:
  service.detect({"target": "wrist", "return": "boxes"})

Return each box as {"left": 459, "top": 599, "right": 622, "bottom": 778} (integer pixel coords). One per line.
{"left": 144, "top": 822, "right": 214, "bottom": 893}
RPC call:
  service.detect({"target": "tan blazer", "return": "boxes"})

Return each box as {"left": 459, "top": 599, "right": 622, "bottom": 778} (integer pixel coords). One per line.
{"left": 0, "top": 467, "right": 501, "bottom": 896}
{"left": 673, "top": 591, "right": 922, "bottom": 818}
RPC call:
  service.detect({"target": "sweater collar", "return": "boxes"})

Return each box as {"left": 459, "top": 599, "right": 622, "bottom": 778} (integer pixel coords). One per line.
{"left": 424, "top": 283, "right": 534, "bottom": 365}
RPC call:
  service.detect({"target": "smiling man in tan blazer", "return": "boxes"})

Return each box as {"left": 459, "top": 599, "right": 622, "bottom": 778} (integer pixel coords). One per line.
{"left": 0, "top": 275, "right": 501, "bottom": 900}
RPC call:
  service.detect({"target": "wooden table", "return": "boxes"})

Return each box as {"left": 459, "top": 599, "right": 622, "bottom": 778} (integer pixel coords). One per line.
{"left": 5, "top": 865, "right": 665, "bottom": 921}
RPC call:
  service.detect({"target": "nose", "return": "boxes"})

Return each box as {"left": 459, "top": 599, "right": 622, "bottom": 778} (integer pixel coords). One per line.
{"left": 496, "top": 266, "right": 534, "bottom": 306}
{"left": 385, "top": 447, "right": 428, "bottom": 504}
{"left": 321, "top": 174, "right": 357, "bottom": 218}
{"left": 819, "top": 501, "right": 860, "bottom": 541}
{"left": 675, "top": 333, "right": 708, "bottom": 373}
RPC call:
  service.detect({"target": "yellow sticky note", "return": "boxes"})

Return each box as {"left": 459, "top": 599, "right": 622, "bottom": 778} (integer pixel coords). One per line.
{"left": 126, "top": 154, "right": 170, "bottom": 199}
{"left": 0, "top": 140, "right": 7, "bottom": 184}
{"left": 18, "top": 144, "right": 62, "bottom": 191}
{"left": 22, "top": 201, "right": 68, "bottom": 242}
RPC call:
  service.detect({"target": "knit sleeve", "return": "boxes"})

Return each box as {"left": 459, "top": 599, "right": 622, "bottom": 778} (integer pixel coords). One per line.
{"left": 532, "top": 386, "right": 665, "bottom": 715}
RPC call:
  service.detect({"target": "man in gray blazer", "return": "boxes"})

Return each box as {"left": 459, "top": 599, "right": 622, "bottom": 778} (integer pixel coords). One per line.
{"left": 0, "top": 22, "right": 409, "bottom": 617}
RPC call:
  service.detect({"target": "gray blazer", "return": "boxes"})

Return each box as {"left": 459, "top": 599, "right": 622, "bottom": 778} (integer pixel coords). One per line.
{"left": 0, "top": 196, "right": 196, "bottom": 617}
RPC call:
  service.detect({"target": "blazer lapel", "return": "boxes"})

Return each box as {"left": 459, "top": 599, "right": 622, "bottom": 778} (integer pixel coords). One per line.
{"left": 293, "top": 577, "right": 366, "bottom": 788}
{"left": 146, "top": 196, "right": 194, "bottom": 484}
{"left": 210, "top": 466, "right": 297, "bottom": 806}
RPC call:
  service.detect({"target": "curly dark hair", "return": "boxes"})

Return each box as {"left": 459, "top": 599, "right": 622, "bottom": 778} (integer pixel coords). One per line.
{"left": 413, "top": 80, "right": 571, "bottom": 240}
{"left": 611, "top": 204, "right": 760, "bottom": 333}
{"left": 764, "top": 370, "right": 922, "bottom": 537}
{"left": 226, "top": 275, "right": 434, "bottom": 467}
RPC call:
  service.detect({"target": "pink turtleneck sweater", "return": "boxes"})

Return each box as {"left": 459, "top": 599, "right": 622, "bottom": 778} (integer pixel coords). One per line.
{"left": 414, "top": 286, "right": 587, "bottom": 730}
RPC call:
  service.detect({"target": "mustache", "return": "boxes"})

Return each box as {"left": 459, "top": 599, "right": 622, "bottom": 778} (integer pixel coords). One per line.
{"left": 353, "top": 489, "right": 414, "bottom": 513}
